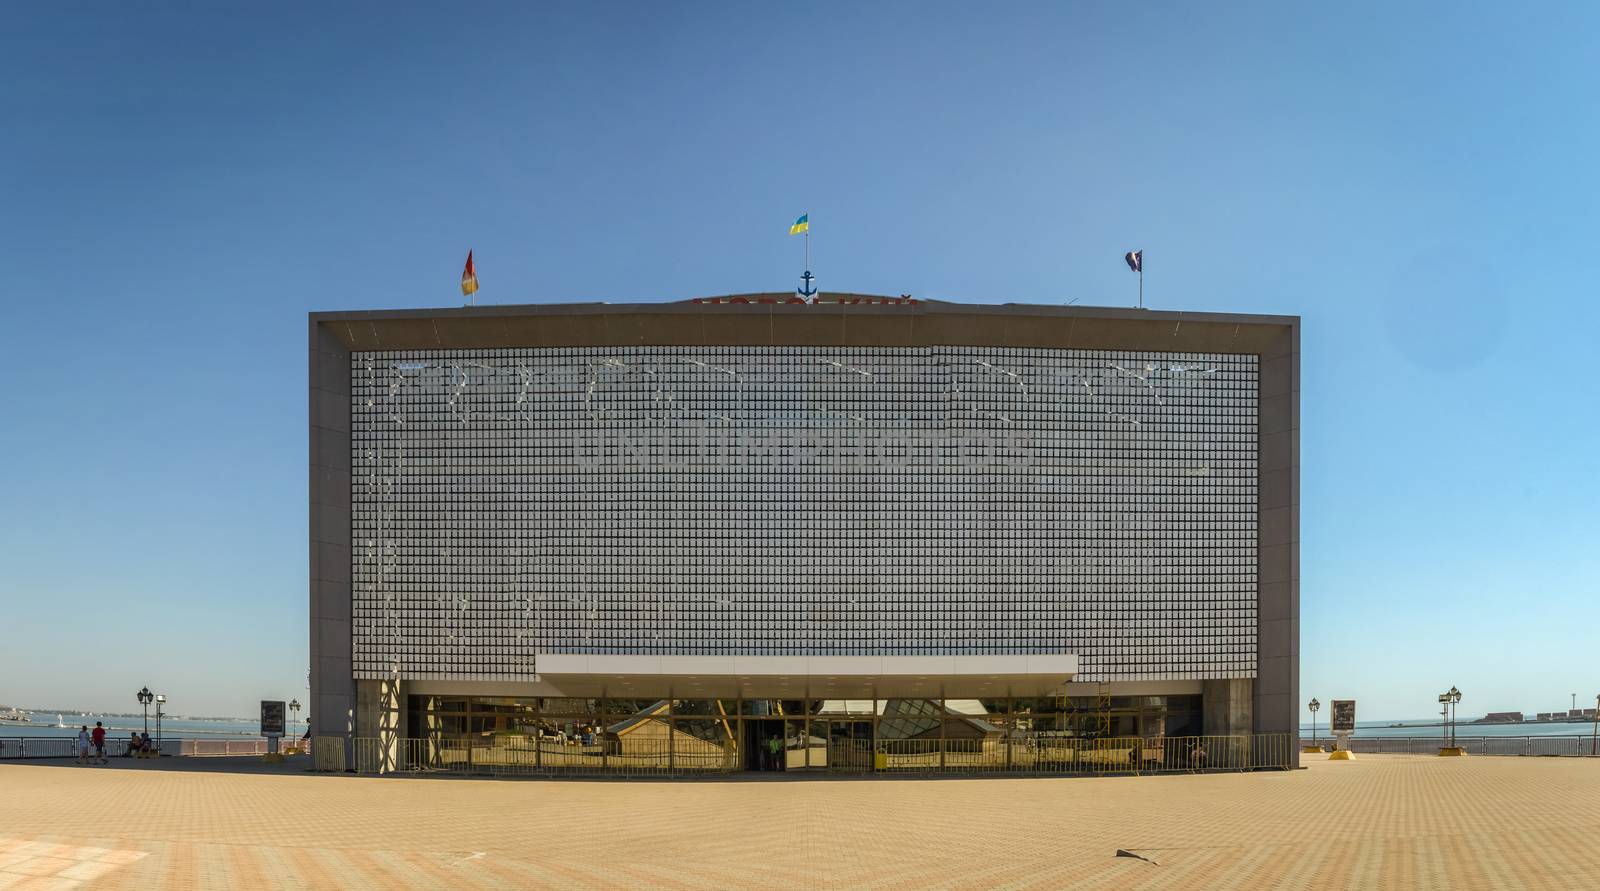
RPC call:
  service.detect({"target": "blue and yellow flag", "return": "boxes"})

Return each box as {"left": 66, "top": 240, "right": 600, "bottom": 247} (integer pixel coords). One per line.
{"left": 789, "top": 213, "right": 809, "bottom": 235}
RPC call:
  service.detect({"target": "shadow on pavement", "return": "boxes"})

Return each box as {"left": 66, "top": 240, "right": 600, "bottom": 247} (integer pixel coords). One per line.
{"left": 1, "top": 754, "right": 316, "bottom": 776}
{"left": 2, "top": 756, "right": 1286, "bottom": 783}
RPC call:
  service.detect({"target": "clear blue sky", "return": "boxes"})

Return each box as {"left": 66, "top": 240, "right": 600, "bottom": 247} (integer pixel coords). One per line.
{"left": 2, "top": 3, "right": 1596, "bottom": 721}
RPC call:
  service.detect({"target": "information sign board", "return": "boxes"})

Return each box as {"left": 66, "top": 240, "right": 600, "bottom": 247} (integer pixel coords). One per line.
{"left": 1330, "top": 700, "right": 1356, "bottom": 734}
{"left": 260, "top": 700, "right": 286, "bottom": 736}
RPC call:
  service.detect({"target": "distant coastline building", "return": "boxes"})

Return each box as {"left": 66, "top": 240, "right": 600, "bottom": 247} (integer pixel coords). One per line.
{"left": 308, "top": 297, "right": 1300, "bottom": 772}
{"left": 1481, "top": 711, "right": 1523, "bottom": 723}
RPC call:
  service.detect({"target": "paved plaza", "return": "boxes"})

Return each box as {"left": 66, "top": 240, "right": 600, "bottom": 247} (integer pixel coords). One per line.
{"left": 1, "top": 753, "right": 1597, "bottom": 889}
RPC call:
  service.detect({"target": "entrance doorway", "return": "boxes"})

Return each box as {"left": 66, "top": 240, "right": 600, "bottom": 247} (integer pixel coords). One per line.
{"left": 744, "top": 719, "right": 787, "bottom": 772}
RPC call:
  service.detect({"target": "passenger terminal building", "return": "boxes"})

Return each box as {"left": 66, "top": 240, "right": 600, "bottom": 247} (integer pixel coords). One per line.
{"left": 309, "top": 296, "right": 1300, "bottom": 773}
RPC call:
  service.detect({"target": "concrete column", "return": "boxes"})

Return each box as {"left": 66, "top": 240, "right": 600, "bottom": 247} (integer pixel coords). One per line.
{"left": 309, "top": 319, "right": 354, "bottom": 768}
{"left": 355, "top": 678, "right": 405, "bottom": 772}
{"left": 1202, "top": 679, "right": 1254, "bottom": 738}
{"left": 1256, "top": 322, "right": 1300, "bottom": 768}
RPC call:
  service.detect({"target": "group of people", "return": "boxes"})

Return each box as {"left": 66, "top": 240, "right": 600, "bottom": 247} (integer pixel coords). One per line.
{"left": 74, "top": 722, "right": 156, "bottom": 763}
{"left": 539, "top": 724, "right": 599, "bottom": 746}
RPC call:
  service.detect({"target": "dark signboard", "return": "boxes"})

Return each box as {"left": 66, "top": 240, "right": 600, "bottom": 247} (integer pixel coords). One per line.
{"left": 260, "top": 700, "right": 286, "bottom": 736}
{"left": 1330, "top": 699, "right": 1356, "bottom": 734}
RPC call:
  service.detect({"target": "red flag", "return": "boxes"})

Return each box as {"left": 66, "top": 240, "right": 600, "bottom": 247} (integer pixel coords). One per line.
{"left": 461, "top": 251, "right": 479, "bottom": 297}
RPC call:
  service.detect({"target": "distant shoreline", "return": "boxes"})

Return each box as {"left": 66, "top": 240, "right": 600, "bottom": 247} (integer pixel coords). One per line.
{"left": 1301, "top": 718, "right": 1598, "bottom": 729}
{"left": 1471, "top": 718, "right": 1598, "bottom": 727}
{"left": 0, "top": 723, "right": 260, "bottom": 735}
{"left": 0, "top": 714, "right": 252, "bottom": 724}
{"left": 0, "top": 726, "right": 266, "bottom": 738}
{"left": 0, "top": 711, "right": 267, "bottom": 740}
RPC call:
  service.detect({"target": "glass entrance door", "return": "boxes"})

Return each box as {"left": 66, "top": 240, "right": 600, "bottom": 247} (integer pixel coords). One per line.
{"left": 780, "top": 718, "right": 816, "bottom": 770}
{"left": 743, "top": 718, "right": 786, "bottom": 772}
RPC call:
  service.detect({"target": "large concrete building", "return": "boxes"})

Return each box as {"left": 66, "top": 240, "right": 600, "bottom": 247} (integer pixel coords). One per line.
{"left": 309, "top": 296, "right": 1299, "bottom": 772}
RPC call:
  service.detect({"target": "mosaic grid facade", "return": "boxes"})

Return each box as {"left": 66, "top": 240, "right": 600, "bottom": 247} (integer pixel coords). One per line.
{"left": 350, "top": 346, "right": 1258, "bottom": 682}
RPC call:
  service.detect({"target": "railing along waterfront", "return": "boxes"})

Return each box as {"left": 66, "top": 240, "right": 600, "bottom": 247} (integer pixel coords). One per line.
{"left": 0, "top": 737, "right": 178, "bottom": 759}
{"left": 178, "top": 738, "right": 281, "bottom": 756}
{"left": 0, "top": 737, "right": 291, "bottom": 759}
{"left": 1347, "top": 736, "right": 1600, "bottom": 757}
{"left": 333, "top": 733, "right": 1295, "bottom": 778}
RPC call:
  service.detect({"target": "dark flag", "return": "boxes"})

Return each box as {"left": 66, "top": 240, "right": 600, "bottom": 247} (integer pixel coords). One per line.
{"left": 1124, "top": 250, "right": 1142, "bottom": 273}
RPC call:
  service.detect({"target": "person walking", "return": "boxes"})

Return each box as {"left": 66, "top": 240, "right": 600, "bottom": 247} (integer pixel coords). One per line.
{"left": 91, "top": 721, "right": 107, "bottom": 764}
{"left": 76, "top": 726, "right": 92, "bottom": 765}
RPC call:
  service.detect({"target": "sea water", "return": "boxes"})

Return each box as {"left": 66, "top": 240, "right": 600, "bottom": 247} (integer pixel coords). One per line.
{"left": 1301, "top": 719, "right": 1597, "bottom": 739}
{"left": 1, "top": 713, "right": 271, "bottom": 740}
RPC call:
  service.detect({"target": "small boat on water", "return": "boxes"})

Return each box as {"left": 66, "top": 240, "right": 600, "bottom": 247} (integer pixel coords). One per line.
{"left": 0, "top": 710, "right": 33, "bottom": 725}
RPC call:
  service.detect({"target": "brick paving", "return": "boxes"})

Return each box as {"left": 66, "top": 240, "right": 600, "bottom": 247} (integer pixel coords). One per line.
{"left": 1, "top": 753, "right": 1597, "bottom": 889}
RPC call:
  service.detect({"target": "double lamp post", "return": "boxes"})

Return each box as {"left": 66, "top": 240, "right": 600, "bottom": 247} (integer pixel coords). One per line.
{"left": 136, "top": 686, "right": 166, "bottom": 750}
{"left": 1438, "top": 685, "right": 1461, "bottom": 753}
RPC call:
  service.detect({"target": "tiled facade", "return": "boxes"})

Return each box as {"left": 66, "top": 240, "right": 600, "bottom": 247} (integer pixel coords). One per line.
{"left": 349, "top": 344, "right": 1259, "bottom": 683}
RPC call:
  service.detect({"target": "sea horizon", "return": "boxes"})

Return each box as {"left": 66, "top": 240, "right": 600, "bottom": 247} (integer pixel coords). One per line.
{"left": 0, "top": 711, "right": 280, "bottom": 740}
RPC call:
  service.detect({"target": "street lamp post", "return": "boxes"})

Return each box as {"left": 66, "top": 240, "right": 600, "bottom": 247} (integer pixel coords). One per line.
{"left": 1438, "top": 687, "right": 1463, "bottom": 754}
{"left": 1591, "top": 694, "right": 1598, "bottom": 757}
{"left": 155, "top": 695, "right": 166, "bottom": 750}
{"left": 137, "top": 687, "right": 153, "bottom": 736}
{"left": 289, "top": 699, "right": 301, "bottom": 742}
{"left": 1448, "top": 687, "right": 1461, "bottom": 748}
{"left": 1308, "top": 698, "right": 1321, "bottom": 750}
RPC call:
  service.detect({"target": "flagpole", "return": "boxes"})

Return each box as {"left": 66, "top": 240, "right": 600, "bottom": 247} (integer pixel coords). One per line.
{"left": 1139, "top": 266, "right": 1143, "bottom": 309}
{"left": 795, "top": 213, "right": 818, "bottom": 299}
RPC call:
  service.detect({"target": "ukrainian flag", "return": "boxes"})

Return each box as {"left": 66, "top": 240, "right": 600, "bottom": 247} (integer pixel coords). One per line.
{"left": 789, "top": 213, "right": 809, "bottom": 235}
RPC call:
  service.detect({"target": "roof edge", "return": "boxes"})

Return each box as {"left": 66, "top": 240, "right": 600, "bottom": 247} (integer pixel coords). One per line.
{"left": 309, "top": 294, "right": 1298, "bottom": 328}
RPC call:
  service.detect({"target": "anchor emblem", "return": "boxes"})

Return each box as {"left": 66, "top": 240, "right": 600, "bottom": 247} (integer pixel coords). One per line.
{"left": 797, "top": 270, "right": 817, "bottom": 298}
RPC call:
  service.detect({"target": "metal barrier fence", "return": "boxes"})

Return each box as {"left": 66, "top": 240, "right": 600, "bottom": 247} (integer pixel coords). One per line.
{"left": 1349, "top": 736, "right": 1600, "bottom": 757}
{"left": 873, "top": 734, "right": 1289, "bottom": 775}
{"left": 333, "top": 733, "right": 1294, "bottom": 778}
{"left": 313, "top": 736, "right": 347, "bottom": 772}
{"left": 348, "top": 736, "right": 740, "bottom": 777}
